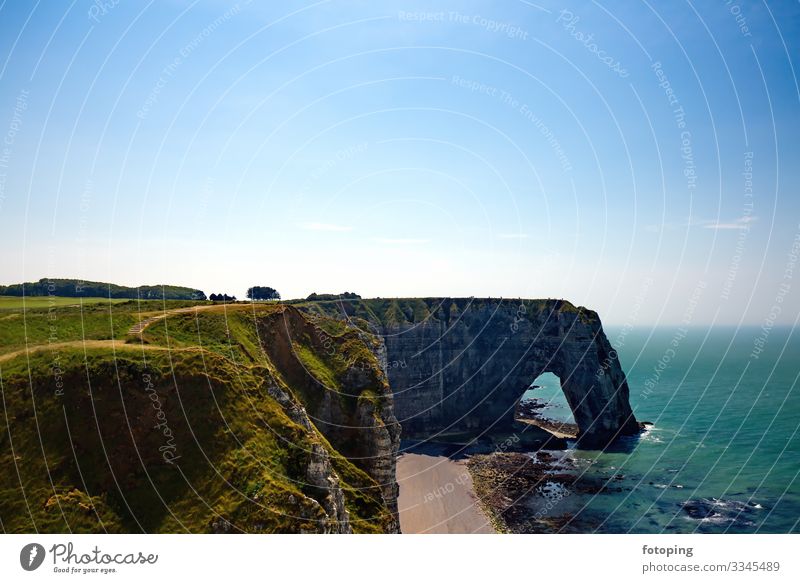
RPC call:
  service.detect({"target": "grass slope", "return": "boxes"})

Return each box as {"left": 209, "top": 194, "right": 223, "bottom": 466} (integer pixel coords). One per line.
{"left": 0, "top": 300, "right": 393, "bottom": 533}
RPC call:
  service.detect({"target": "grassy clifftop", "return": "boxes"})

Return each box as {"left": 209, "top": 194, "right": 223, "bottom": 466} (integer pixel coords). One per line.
{"left": 298, "top": 297, "right": 600, "bottom": 328}
{"left": 0, "top": 301, "right": 395, "bottom": 533}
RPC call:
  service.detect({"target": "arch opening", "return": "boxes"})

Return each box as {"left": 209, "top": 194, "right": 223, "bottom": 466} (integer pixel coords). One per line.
{"left": 516, "top": 372, "right": 579, "bottom": 440}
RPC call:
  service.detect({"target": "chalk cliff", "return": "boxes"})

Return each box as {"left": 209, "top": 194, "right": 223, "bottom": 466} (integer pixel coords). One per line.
{"left": 303, "top": 298, "right": 640, "bottom": 448}
{"left": 256, "top": 307, "right": 401, "bottom": 531}
{"left": 0, "top": 295, "right": 636, "bottom": 535}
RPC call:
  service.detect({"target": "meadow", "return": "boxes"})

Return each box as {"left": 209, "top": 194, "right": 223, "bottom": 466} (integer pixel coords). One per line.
{"left": 0, "top": 296, "right": 208, "bottom": 356}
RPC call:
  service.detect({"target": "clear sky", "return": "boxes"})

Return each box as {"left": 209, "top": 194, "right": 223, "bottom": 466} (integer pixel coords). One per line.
{"left": 0, "top": 0, "right": 798, "bottom": 326}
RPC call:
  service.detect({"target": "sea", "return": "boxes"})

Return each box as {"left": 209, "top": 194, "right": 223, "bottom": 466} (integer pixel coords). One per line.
{"left": 520, "top": 325, "right": 800, "bottom": 533}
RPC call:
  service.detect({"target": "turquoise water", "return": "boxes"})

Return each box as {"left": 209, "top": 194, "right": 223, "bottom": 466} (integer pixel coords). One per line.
{"left": 528, "top": 326, "right": 800, "bottom": 533}
{"left": 522, "top": 372, "right": 576, "bottom": 424}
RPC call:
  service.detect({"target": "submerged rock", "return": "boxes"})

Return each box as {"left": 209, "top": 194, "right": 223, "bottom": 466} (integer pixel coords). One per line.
{"left": 682, "top": 498, "right": 764, "bottom": 526}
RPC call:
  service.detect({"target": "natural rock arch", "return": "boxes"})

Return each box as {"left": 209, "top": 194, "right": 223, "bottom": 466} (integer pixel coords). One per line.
{"left": 328, "top": 298, "right": 642, "bottom": 448}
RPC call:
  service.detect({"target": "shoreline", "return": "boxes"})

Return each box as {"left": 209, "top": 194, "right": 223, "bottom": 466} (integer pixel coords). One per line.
{"left": 466, "top": 451, "right": 582, "bottom": 533}
{"left": 397, "top": 452, "right": 495, "bottom": 534}
{"left": 516, "top": 399, "right": 579, "bottom": 440}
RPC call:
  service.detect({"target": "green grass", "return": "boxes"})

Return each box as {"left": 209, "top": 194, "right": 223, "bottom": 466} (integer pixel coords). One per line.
{"left": 293, "top": 343, "right": 340, "bottom": 390}
{"left": 1, "top": 347, "right": 309, "bottom": 532}
{"left": 0, "top": 301, "right": 395, "bottom": 533}
{"left": 0, "top": 345, "right": 391, "bottom": 533}
{"left": 138, "top": 305, "right": 277, "bottom": 366}
{"left": 0, "top": 301, "right": 136, "bottom": 356}
{"left": 0, "top": 298, "right": 210, "bottom": 356}
{"left": 0, "top": 295, "right": 130, "bottom": 310}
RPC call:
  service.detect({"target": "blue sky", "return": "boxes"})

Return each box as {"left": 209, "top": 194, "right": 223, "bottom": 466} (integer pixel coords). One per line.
{"left": 0, "top": 0, "right": 798, "bottom": 325}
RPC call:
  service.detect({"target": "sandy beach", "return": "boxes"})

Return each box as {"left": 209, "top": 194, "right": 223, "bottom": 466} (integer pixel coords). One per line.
{"left": 397, "top": 452, "right": 495, "bottom": 534}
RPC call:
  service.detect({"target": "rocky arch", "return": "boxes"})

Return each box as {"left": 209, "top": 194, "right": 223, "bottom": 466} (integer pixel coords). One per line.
{"left": 370, "top": 298, "right": 642, "bottom": 448}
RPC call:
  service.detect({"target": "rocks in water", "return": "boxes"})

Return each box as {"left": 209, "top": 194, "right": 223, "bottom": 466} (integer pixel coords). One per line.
{"left": 518, "top": 399, "right": 548, "bottom": 415}
{"left": 537, "top": 480, "right": 571, "bottom": 501}
{"left": 466, "top": 452, "right": 583, "bottom": 533}
{"left": 682, "top": 498, "right": 764, "bottom": 526}
{"left": 536, "top": 451, "right": 556, "bottom": 462}
{"left": 516, "top": 399, "right": 580, "bottom": 440}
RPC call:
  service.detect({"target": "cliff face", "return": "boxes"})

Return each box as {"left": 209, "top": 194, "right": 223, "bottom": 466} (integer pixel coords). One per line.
{"left": 304, "top": 298, "right": 640, "bottom": 448}
{"left": 256, "top": 307, "right": 401, "bottom": 531}
{"left": 263, "top": 380, "right": 353, "bottom": 533}
{"left": 0, "top": 295, "right": 633, "bottom": 534}
{"left": 0, "top": 304, "right": 399, "bottom": 533}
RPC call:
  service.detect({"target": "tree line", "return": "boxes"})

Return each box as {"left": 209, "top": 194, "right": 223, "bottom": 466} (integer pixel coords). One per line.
{"left": 0, "top": 278, "right": 206, "bottom": 300}
{"left": 208, "top": 287, "right": 281, "bottom": 302}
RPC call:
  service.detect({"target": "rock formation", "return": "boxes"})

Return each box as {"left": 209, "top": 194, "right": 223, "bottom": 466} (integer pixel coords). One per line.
{"left": 256, "top": 307, "right": 401, "bottom": 531}
{"left": 304, "top": 298, "right": 640, "bottom": 448}
{"left": 0, "top": 304, "right": 400, "bottom": 533}
{"left": 0, "top": 295, "right": 636, "bottom": 534}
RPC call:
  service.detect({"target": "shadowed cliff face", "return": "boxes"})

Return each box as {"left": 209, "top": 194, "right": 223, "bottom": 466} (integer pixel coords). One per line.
{"left": 303, "top": 298, "right": 640, "bottom": 449}
{"left": 256, "top": 307, "right": 401, "bottom": 531}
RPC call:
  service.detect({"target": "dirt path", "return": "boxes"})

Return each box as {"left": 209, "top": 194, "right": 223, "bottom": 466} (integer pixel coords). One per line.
{"left": 1, "top": 304, "right": 261, "bottom": 364}
{"left": 127, "top": 305, "right": 211, "bottom": 335}
{"left": 0, "top": 339, "right": 169, "bottom": 364}
{"left": 397, "top": 453, "right": 495, "bottom": 534}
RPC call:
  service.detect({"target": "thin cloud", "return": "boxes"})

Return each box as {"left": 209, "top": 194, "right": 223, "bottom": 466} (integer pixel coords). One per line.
{"left": 298, "top": 222, "right": 352, "bottom": 232}
{"left": 497, "top": 233, "right": 529, "bottom": 239}
{"left": 701, "top": 216, "right": 756, "bottom": 230}
{"left": 645, "top": 216, "right": 757, "bottom": 232}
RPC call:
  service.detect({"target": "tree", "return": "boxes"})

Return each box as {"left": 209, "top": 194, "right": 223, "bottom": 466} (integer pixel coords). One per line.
{"left": 306, "top": 291, "right": 360, "bottom": 301}
{"left": 210, "top": 293, "right": 236, "bottom": 302}
{"left": 247, "top": 286, "right": 281, "bottom": 301}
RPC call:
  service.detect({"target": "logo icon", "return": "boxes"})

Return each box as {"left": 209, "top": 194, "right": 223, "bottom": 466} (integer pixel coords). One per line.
{"left": 20, "top": 543, "right": 46, "bottom": 571}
